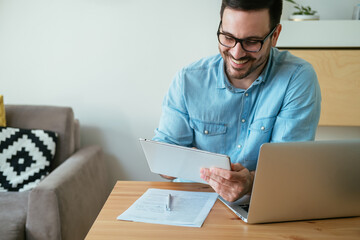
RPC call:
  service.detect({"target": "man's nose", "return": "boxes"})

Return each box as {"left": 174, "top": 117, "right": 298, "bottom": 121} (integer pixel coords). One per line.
{"left": 229, "top": 42, "right": 247, "bottom": 59}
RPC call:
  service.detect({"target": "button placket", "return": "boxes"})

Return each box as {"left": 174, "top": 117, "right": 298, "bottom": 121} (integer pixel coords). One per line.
{"left": 241, "top": 91, "right": 250, "bottom": 125}
{"left": 237, "top": 92, "right": 250, "bottom": 151}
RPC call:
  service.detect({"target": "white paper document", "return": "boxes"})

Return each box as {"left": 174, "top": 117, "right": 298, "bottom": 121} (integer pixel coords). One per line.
{"left": 117, "top": 188, "right": 218, "bottom": 227}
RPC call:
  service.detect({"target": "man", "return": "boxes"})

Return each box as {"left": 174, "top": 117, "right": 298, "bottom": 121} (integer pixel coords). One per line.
{"left": 153, "top": 0, "right": 321, "bottom": 202}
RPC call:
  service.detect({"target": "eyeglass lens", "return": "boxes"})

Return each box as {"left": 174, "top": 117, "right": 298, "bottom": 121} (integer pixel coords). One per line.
{"left": 218, "top": 34, "right": 263, "bottom": 52}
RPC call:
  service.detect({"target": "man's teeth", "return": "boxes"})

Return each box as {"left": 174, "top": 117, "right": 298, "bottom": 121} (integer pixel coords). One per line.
{"left": 232, "top": 58, "right": 249, "bottom": 64}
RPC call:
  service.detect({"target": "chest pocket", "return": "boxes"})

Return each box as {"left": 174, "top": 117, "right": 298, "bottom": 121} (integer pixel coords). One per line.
{"left": 242, "top": 117, "right": 276, "bottom": 169}
{"left": 190, "top": 119, "right": 227, "bottom": 153}
{"left": 249, "top": 117, "right": 276, "bottom": 133}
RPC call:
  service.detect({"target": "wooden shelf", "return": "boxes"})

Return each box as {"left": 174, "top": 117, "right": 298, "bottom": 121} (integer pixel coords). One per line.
{"left": 283, "top": 49, "right": 360, "bottom": 126}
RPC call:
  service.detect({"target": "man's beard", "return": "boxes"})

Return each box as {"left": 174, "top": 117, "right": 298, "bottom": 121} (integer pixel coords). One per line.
{"left": 224, "top": 54, "right": 262, "bottom": 80}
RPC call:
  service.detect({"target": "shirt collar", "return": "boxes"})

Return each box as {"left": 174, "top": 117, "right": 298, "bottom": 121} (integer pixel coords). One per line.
{"left": 217, "top": 58, "right": 226, "bottom": 89}
{"left": 217, "top": 61, "right": 245, "bottom": 93}
{"left": 255, "top": 47, "right": 274, "bottom": 84}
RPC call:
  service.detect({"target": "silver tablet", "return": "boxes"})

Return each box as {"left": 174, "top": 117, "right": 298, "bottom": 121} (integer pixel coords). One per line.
{"left": 139, "top": 138, "right": 231, "bottom": 184}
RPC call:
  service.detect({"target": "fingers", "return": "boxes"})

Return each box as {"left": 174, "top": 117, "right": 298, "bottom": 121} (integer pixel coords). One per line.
{"left": 200, "top": 165, "right": 253, "bottom": 202}
{"left": 207, "top": 177, "right": 234, "bottom": 200}
{"left": 231, "top": 163, "right": 246, "bottom": 171}
{"left": 205, "top": 172, "right": 244, "bottom": 202}
{"left": 210, "top": 164, "right": 248, "bottom": 183}
{"left": 202, "top": 168, "right": 235, "bottom": 187}
{"left": 200, "top": 167, "right": 234, "bottom": 184}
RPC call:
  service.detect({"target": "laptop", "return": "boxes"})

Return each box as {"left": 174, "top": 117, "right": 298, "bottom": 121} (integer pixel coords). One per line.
{"left": 219, "top": 140, "right": 360, "bottom": 224}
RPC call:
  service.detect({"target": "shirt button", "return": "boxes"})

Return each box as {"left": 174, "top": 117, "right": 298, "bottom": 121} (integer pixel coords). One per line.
{"left": 245, "top": 93, "right": 249, "bottom": 97}
{"left": 241, "top": 119, "right": 246, "bottom": 123}
{"left": 237, "top": 144, "right": 242, "bottom": 149}
{"left": 261, "top": 126, "right": 265, "bottom": 131}
{"left": 204, "top": 130, "right": 209, "bottom": 135}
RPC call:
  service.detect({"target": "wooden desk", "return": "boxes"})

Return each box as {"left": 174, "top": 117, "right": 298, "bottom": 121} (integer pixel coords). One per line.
{"left": 86, "top": 181, "right": 360, "bottom": 240}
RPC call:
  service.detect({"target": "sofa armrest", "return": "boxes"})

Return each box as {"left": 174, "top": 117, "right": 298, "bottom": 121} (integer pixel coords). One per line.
{"left": 26, "top": 146, "right": 110, "bottom": 240}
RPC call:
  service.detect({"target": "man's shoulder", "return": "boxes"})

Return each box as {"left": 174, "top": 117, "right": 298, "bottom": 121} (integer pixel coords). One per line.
{"left": 172, "top": 54, "right": 223, "bottom": 90}
{"left": 182, "top": 54, "right": 222, "bottom": 72}
{"left": 272, "top": 48, "right": 312, "bottom": 68}
{"left": 267, "top": 48, "right": 318, "bottom": 90}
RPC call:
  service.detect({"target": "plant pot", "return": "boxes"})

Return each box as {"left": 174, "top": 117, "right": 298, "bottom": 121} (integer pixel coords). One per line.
{"left": 288, "top": 14, "right": 320, "bottom": 21}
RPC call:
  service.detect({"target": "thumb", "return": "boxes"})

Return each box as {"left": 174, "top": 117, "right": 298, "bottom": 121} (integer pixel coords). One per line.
{"left": 231, "top": 163, "right": 246, "bottom": 172}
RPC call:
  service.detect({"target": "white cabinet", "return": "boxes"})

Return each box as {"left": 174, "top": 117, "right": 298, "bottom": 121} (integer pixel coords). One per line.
{"left": 277, "top": 20, "right": 360, "bottom": 48}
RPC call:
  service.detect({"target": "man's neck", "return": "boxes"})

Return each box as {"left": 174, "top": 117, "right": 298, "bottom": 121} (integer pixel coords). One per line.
{"left": 230, "top": 77, "right": 255, "bottom": 90}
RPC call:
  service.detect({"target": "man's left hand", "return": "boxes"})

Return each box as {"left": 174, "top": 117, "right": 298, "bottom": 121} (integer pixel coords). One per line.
{"left": 200, "top": 163, "right": 254, "bottom": 202}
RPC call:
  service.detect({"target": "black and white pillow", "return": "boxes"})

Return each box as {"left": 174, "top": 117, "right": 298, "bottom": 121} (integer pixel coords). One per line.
{"left": 0, "top": 127, "right": 57, "bottom": 192}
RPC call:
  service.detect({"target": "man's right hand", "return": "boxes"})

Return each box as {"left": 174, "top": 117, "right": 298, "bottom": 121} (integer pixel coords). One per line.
{"left": 200, "top": 163, "right": 254, "bottom": 202}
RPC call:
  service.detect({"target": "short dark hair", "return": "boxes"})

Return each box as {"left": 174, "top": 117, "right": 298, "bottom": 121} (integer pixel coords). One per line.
{"left": 220, "top": 0, "right": 283, "bottom": 29}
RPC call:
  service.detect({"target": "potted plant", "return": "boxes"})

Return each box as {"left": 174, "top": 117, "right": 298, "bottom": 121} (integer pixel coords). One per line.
{"left": 285, "top": 0, "right": 319, "bottom": 21}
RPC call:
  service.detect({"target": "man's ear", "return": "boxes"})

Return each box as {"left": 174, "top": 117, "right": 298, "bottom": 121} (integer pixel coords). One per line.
{"left": 271, "top": 24, "right": 282, "bottom": 47}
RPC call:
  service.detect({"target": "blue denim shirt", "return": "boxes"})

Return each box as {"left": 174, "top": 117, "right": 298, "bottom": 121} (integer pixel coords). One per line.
{"left": 153, "top": 48, "right": 321, "bottom": 171}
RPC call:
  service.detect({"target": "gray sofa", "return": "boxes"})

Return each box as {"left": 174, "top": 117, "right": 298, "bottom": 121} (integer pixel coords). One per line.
{"left": 0, "top": 105, "right": 111, "bottom": 240}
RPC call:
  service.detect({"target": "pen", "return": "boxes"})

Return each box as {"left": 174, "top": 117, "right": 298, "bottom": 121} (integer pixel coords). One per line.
{"left": 166, "top": 194, "right": 171, "bottom": 211}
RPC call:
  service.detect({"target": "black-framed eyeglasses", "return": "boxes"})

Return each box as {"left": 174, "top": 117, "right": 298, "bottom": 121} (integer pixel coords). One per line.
{"left": 217, "top": 21, "right": 278, "bottom": 53}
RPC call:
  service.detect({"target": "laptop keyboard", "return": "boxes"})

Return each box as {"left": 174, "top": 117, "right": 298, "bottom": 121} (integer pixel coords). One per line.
{"left": 240, "top": 204, "right": 249, "bottom": 212}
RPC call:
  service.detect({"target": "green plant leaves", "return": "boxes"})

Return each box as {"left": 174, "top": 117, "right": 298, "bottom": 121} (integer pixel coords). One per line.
{"left": 285, "top": 0, "right": 317, "bottom": 15}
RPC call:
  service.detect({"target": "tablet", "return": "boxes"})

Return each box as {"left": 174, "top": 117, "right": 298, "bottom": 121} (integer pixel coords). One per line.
{"left": 139, "top": 138, "right": 231, "bottom": 184}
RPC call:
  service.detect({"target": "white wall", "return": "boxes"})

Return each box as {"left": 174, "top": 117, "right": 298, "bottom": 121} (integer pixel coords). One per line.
{"left": 1, "top": 0, "right": 359, "bottom": 186}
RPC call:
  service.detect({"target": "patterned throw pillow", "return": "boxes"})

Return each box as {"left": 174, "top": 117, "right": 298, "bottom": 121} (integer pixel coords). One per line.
{"left": 0, "top": 127, "right": 58, "bottom": 192}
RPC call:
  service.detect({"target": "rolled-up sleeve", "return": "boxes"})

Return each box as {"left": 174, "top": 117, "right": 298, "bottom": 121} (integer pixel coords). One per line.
{"left": 271, "top": 63, "right": 321, "bottom": 142}
{"left": 153, "top": 70, "right": 194, "bottom": 146}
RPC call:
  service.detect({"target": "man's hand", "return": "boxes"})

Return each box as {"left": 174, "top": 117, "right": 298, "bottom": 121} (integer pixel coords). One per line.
{"left": 200, "top": 163, "right": 254, "bottom": 202}
{"left": 159, "top": 174, "right": 176, "bottom": 180}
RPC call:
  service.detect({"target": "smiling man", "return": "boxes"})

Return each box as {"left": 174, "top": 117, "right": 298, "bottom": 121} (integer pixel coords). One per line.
{"left": 153, "top": 0, "right": 321, "bottom": 202}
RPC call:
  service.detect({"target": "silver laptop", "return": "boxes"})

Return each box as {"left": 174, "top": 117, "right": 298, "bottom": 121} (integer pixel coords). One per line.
{"left": 219, "top": 140, "right": 360, "bottom": 224}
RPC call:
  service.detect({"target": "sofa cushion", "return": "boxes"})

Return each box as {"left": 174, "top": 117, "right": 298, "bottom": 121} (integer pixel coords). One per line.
{"left": 0, "top": 127, "right": 57, "bottom": 192}
{"left": 0, "top": 191, "right": 29, "bottom": 240}
{"left": 5, "top": 105, "right": 76, "bottom": 170}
